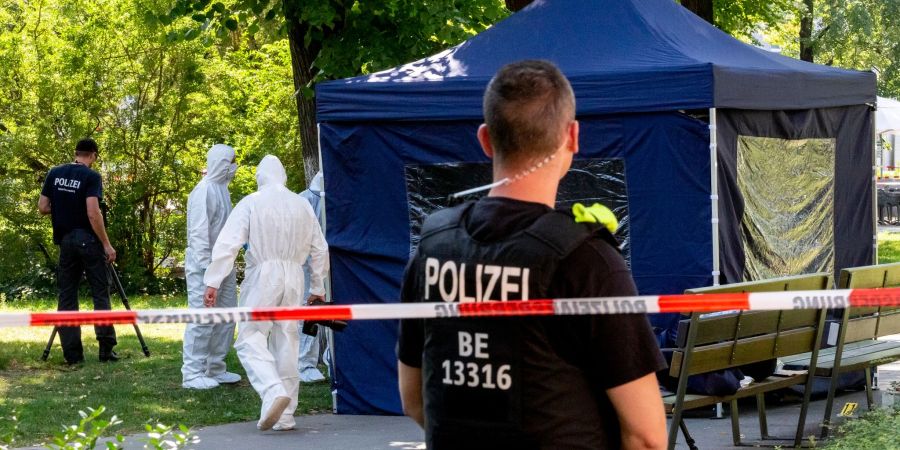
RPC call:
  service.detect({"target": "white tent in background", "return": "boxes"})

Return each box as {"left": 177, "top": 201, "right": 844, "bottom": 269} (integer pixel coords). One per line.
{"left": 878, "top": 96, "right": 900, "bottom": 135}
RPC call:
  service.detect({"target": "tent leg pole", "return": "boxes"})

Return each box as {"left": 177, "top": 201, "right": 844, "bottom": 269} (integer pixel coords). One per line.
{"left": 873, "top": 112, "right": 879, "bottom": 265}
{"left": 317, "top": 122, "right": 339, "bottom": 414}
{"left": 709, "top": 107, "right": 720, "bottom": 286}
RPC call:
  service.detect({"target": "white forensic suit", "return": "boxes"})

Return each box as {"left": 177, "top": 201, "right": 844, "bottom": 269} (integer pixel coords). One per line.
{"left": 204, "top": 155, "right": 328, "bottom": 431}
{"left": 298, "top": 171, "right": 331, "bottom": 383}
{"left": 182, "top": 144, "right": 240, "bottom": 389}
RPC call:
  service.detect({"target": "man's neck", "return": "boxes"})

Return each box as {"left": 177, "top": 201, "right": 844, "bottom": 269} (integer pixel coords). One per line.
{"left": 487, "top": 169, "right": 559, "bottom": 208}
{"left": 74, "top": 156, "right": 92, "bottom": 168}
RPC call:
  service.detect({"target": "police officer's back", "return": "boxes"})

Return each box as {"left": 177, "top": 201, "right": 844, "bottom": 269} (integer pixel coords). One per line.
{"left": 39, "top": 138, "right": 118, "bottom": 365}
{"left": 397, "top": 61, "right": 668, "bottom": 449}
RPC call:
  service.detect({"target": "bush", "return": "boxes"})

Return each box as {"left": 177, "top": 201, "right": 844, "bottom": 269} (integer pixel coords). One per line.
{"left": 824, "top": 408, "right": 900, "bottom": 449}
{"left": 0, "top": 406, "right": 198, "bottom": 450}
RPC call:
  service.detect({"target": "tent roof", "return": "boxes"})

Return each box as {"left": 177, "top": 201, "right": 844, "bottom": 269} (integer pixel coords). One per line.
{"left": 316, "top": 0, "right": 876, "bottom": 122}
{"left": 878, "top": 97, "right": 900, "bottom": 135}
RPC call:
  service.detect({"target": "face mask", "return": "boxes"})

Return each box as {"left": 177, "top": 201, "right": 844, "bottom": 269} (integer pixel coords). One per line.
{"left": 225, "top": 163, "right": 238, "bottom": 181}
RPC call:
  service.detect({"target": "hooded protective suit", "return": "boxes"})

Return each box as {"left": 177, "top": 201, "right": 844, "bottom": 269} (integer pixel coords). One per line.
{"left": 297, "top": 172, "right": 330, "bottom": 383}
{"left": 182, "top": 144, "right": 239, "bottom": 388}
{"left": 204, "top": 155, "right": 328, "bottom": 431}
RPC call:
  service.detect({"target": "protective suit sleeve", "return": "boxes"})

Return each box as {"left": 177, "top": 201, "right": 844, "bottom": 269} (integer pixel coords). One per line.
{"left": 303, "top": 202, "right": 329, "bottom": 296}
{"left": 204, "top": 199, "right": 250, "bottom": 289}
{"left": 187, "top": 186, "right": 212, "bottom": 268}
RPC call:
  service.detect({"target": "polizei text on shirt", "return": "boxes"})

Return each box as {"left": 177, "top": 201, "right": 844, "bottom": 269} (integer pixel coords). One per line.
{"left": 425, "top": 257, "right": 531, "bottom": 302}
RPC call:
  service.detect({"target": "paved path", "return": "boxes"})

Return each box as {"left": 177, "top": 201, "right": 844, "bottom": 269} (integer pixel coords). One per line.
{"left": 20, "top": 337, "right": 900, "bottom": 449}
{"left": 19, "top": 386, "right": 890, "bottom": 450}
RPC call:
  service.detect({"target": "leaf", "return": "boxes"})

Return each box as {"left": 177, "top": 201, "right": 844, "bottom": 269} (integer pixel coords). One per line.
{"left": 224, "top": 18, "right": 238, "bottom": 31}
{"left": 192, "top": 13, "right": 207, "bottom": 22}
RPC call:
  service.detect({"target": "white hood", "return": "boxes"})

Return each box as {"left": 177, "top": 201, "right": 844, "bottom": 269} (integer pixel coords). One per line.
{"left": 309, "top": 171, "right": 323, "bottom": 193}
{"left": 205, "top": 144, "right": 236, "bottom": 184}
{"left": 256, "top": 155, "right": 288, "bottom": 188}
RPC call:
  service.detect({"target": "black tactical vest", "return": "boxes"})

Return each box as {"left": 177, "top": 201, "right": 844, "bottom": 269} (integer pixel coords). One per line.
{"left": 414, "top": 201, "right": 618, "bottom": 449}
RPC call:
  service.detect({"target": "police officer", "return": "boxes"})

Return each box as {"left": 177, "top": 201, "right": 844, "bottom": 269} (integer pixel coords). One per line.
{"left": 38, "top": 138, "right": 118, "bottom": 365}
{"left": 397, "top": 61, "right": 668, "bottom": 449}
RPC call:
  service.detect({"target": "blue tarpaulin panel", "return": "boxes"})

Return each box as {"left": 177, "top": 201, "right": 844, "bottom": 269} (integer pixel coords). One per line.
{"left": 316, "top": 0, "right": 875, "bottom": 416}
{"left": 323, "top": 113, "right": 711, "bottom": 414}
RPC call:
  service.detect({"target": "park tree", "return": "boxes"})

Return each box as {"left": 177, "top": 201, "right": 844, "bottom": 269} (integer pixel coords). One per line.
{"left": 162, "top": 0, "right": 509, "bottom": 181}
{"left": 0, "top": 0, "right": 301, "bottom": 295}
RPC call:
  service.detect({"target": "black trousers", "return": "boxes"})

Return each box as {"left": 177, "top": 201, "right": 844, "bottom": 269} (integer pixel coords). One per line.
{"left": 57, "top": 229, "right": 116, "bottom": 362}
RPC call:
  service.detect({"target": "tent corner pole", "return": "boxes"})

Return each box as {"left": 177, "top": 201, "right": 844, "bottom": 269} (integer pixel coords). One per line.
{"left": 709, "top": 108, "right": 720, "bottom": 287}
{"left": 873, "top": 114, "right": 879, "bottom": 265}
{"left": 316, "top": 122, "right": 339, "bottom": 414}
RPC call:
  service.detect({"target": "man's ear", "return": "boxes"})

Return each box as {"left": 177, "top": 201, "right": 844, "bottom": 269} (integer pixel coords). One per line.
{"left": 477, "top": 124, "right": 494, "bottom": 160}
{"left": 567, "top": 120, "right": 579, "bottom": 155}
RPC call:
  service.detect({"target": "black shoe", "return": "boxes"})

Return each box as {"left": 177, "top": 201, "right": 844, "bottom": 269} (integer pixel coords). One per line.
{"left": 65, "top": 357, "right": 85, "bottom": 366}
{"left": 99, "top": 351, "right": 119, "bottom": 362}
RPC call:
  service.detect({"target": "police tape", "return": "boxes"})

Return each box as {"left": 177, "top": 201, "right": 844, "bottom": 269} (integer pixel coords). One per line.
{"left": 1, "top": 287, "right": 900, "bottom": 328}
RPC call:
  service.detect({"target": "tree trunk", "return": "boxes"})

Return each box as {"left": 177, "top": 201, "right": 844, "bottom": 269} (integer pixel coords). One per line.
{"left": 505, "top": 0, "right": 533, "bottom": 11}
{"left": 681, "top": 0, "right": 714, "bottom": 24}
{"left": 285, "top": 15, "right": 322, "bottom": 183}
{"left": 799, "top": 0, "right": 814, "bottom": 62}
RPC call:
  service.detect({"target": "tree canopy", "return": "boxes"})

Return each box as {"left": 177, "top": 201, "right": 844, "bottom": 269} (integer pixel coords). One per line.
{"left": 0, "top": 0, "right": 509, "bottom": 297}
{"left": 0, "top": 0, "right": 896, "bottom": 298}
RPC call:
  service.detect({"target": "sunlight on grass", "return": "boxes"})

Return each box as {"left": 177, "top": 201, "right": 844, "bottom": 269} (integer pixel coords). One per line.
{"left": 879, "top": 232, "right": 900, "bottom": 264}
{"left": 0, "top": 296, "right": 332, "bottom": 445}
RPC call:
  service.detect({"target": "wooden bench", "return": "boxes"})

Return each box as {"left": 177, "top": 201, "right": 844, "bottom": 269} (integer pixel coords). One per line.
{"left": 665, "top": 273, "right": 832, "bottom": 450}
{"left": 781, "top": 263, "right": 900, "bottom": 437}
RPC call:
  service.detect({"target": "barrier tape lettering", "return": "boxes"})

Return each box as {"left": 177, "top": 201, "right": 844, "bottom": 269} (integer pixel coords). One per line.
{"left": 2, "top": 287, "right": 900, "bottom": 328}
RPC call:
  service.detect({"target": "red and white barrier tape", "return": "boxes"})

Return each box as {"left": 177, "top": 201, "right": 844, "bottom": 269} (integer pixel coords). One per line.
{"left": 1, "top": 288, "right": 899, "bottom": 328}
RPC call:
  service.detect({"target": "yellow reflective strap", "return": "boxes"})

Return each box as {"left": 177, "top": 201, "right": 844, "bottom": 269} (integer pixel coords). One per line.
{"left": 572, "top": 203, "right": 618, "bottom": 234}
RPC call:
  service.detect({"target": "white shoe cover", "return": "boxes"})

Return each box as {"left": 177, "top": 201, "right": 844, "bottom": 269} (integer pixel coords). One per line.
{"left": 211, "top": 371, "right": 242, "bottom": 384}
{"left": 299, "top": 367, "right": 325, "bottom": 383}
{"left": 259, "top": 396, "right": 291, "bottom": 431}
{"left": 182, "top": 376, "right": 220, "bottom": 390}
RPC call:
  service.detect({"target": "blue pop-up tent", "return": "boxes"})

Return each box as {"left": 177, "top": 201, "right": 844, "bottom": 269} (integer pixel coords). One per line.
{"left": 316, "top": 0, "right": 876, "bottom": 414}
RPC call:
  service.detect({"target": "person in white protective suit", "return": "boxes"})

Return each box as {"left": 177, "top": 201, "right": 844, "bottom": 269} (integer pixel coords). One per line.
{"left": 297, "top": 171, "right": 331, "bottom": 383}
{"left": 182, "top": 144, "right": 241, "bottom": 390}
{"left": 203, "top": 155, "right": 328, "bottom": 431}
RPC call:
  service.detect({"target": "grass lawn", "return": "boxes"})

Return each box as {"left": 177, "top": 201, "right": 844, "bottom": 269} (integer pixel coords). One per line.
{"left": 0, "top": 296, "right": 332, "bottom": 446}
{"left": 879, "top": 231, "right": 900, "bottom": 264}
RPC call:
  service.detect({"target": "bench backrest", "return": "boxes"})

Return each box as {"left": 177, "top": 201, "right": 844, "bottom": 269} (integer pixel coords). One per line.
{"left": 671, "top": 273, "right": 830, "bottom": 378}
{"left": 837, "top": 263, "right": 900, "bottom": 341}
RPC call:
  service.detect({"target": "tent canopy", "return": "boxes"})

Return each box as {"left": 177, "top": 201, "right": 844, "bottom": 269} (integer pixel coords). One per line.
{"left": 878, "top": 97, "right": 900, "bottom": 135}
{"left": 317, "top": 0, "right": 875, "bottom": 121}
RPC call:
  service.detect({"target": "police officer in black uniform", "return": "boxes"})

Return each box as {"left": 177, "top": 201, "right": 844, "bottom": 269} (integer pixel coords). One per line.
{"left": 397, "top": 61, "right": 668, "bottom": 449}
{"left": 39, "top": 138, "right": 118, "bottom": 365}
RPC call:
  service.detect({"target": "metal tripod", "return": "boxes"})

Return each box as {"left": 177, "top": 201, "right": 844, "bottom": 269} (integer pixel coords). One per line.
{"left": 41, "top": 263, "right": 151, "bottom": 360}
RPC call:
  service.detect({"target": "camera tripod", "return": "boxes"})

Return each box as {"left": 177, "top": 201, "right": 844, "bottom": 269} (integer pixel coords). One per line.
{"left": 41, "top": 263, "right": 151, "bottom": 360}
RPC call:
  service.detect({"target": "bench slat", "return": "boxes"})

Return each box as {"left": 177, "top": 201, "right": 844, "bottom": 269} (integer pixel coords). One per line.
{"left": 781, "top": 339, "right": 900, "bottom": 374}
{"left": 662, "top": 374, "right": 807, "bottom": 413}
{"left": 671, "top": 327, "right": 816, "bottom": 377}
{"left": 675, "top": 310, "right": 820, "bottom": 348}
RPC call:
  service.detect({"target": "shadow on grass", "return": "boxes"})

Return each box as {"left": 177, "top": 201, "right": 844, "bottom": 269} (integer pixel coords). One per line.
{"left": 0, "top": 331, "right": 332, "bottom": 445}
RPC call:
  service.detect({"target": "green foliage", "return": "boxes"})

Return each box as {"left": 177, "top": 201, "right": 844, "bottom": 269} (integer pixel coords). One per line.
{"left": 46, "top": 406, "right": 122, "bottom": 450}
{"left": 37, "top": 405, "right": 198, "bottom": 450}
{"left": 824, "top": 408, "right": 900, "bottom": 449}
{"left": 758, "top": 0, "right": 900, "bottom": 97}
{"left": 0, "top": 0, "right": 300, "bottom": 296}
{"left": 163, "top": 0, "right": 509, "bottom": 90}
{"left": 140, "top": 422, "right": 200, "bottom": 449}
{"left": 709, "top": 0, "right": 794, "bottom": 40}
